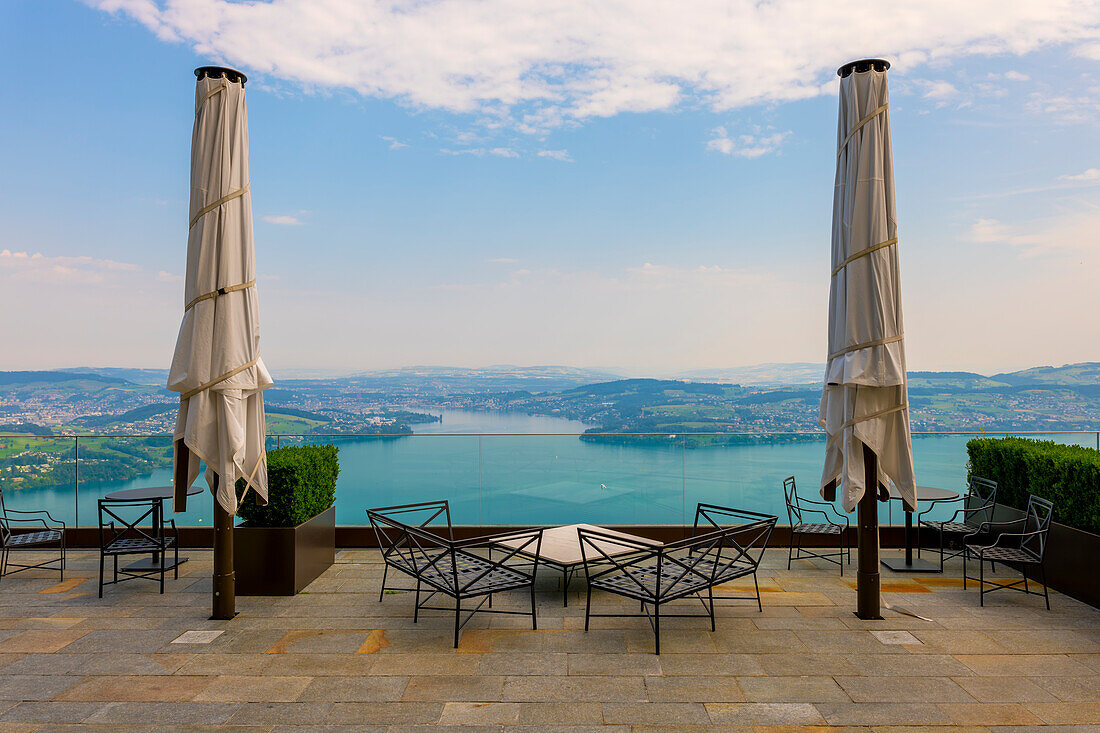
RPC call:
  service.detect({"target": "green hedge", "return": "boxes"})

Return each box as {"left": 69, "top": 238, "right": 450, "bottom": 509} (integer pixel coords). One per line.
{"left": 967, "top": 437, "right": 1100, "bottom": 535}
{"left": 236, "top": 444, "right": 339, "bottom": 527}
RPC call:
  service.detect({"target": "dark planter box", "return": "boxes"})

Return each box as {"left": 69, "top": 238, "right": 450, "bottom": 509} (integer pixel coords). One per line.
{"left": 234, "top": 505, "right": 335, "bottom": 595}
{"left": 990, "top": 504, "right": 1100, "bottom": 608}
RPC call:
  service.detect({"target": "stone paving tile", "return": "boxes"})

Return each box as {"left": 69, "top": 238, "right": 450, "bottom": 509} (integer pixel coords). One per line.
{"left": 0, "top": 701, "right": 107, "bottom": 723}
{"left": 951, "top": 675, "right": 1060, "bottom": 702}
{"left": 55, "top": 675, "right": 212, "bottom": 702}
{"left": 954, "top": 653, "right": 1094, "bottom": 677}
{"left": 703, "top": 702, "right": 825, "bottom": 725}
{"left": 0, "top": 630, "right": 89, "bottom": 654}
{"left": 501, "top": 675, "right": 647, "bottom": 703}
{"left": 566, "top": 654, "right": 661, "bottom": 676}
{"left": 224, "top": 701, "right": 334, "bottom": 725}
{"left": 735, "top": 675, "right": 849, "bottom": 702}
{"left": 193, "top": 675, "right": 313, "bottom": 703}
{"left": 936, "top": 702, "right": 1045, "bottom": 726}
{"left": 513, "top": 702, "right": 604, "bottom": 725}
{"left": 325, "top": 701, "right": 442, "bottom": 725}
{"left": 402, "top": 674, "right": 504, "bottom": 702}
{"left": 1030, "top": 674, "right": 1100, "bottom": 701}
{"left": 815, "top": 702, "right": 954, "bottom": 726}
{"left": 1026, "top": 701, "right": 1100, "bottom": 724}
{"left": 835, "top": 676, "right": 974, "bottom": 703}
{"left": 0, "top": 676, "right": 84, "bottom": 702}
{"left": 438, "top": 702, "right": 521, "bottom": 725}
{"left": 643, "top": 675, "right": 744, "bottom": 702}
{"left": 84, "top": 702, "right": 242, "bottom": 725}
{"left": 297, "top": 675, "right": 410, "bottom": 702}
{"left": 600, "top": 702, "right": 710, "bottom": 725}
{"left": 475, "top": 652, "right": 568, "bottom": 676}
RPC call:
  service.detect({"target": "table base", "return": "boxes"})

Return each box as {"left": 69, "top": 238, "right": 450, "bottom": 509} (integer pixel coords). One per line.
{"left": 881, "top": 556, "right": 940, "bottom": 573}
{"left": 122, "top": 557, "right": 188, "bottom": 573}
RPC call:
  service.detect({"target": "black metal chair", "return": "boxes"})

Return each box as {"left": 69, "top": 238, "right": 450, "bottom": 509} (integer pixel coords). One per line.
{"left": 579, "top": 506, "right": 776, "bottom": 654}
{"left": 0, "top": 487, "right": 65, "bottom": 580}
{"left": 963, "top": 494, "right": 1054, "bottom": 609}
{"left": 367, "top": 501, "right": 543, "bottom": 647}
{"left": 918, "top": 476, "right": 997, "bottom": 571}
{"left": 98, "top": 497, "right": 178, "bottom": 597}
{"left": 784, "top": 476, "right": 849, "bottom": 575}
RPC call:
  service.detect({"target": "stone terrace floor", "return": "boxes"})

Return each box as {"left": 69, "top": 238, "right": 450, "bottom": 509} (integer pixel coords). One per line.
{"left": 0, "top": 548, "right": 1097, "bottom": 732}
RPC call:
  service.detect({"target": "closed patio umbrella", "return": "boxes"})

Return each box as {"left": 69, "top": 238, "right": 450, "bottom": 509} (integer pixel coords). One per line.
{"left": 819, "top": 59, "right": 916, "bottom": 620}
{"left": 168, "top": 66, "right": 273, "bottom": 620}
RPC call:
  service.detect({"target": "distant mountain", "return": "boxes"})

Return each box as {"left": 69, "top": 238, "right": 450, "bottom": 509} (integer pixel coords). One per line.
{"left": 56, "top": 367, "right": 169, "bottom": 386}
{"left": 992, "top": 362, "right": 1100, "bottom": 387}
{"left": 346, "top": 365, "right": 623, "bottom": 393}
{"left": 678, "top": 363, "right": 824, "bottom": 386}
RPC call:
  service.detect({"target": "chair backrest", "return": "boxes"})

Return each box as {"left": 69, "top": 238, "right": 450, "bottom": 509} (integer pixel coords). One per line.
{"left": 967, "top": 476, "right": 998, "bottom": 524}
{"left": 693, "top": 504, "right": 778, "bottom": 569}
{"left": 367, "top": 500, "right": 452, "bottom": 570}
{"left": 98, "top": 497, "right": 166, "bottom": 551}
{"left": 782, "top": 476, "right": 801, "bottom": 525}
{"left": 1022, "top": 494, "right": 1054, "bottom": 560}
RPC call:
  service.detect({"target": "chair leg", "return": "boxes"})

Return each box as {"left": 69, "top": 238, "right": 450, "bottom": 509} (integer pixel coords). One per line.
{"left": 939, "top": 530, "right": 945, "bottom": 573}
{"left": 60, "top": 536, "right": 66, "bottom": 581}
{"left": 173, "top": 542, "right": 179, "bottom": 580}
{"left": 378, "top": 564, "right": 389, "bottom": 603}
{"left": 413, "top": 580, "right": 421, "bottom": 623}
{"left": 708, "top": 587, "right": 716, "bottom": 632}
{"left": 787, "top": 535, "right": 794, "bottom": 570}
{"left": 962, "top": 548, "right": 967, "bottom": 590}
{"left": 99, "top": 553, "right": 105, "bottom": 598}
{"left": 1041, "top": 564, "right": 1050, "bottom": 611}
{"left": 753, "top": 573, "right": 762, "bottom": 613}
{"left": 653, "top": 603, "right": 661, "bottom": 655}
{"left": 979, "top": 558, "right": 985, "bottom": 607}
{"left": 584, "top": 584, "right": 592, "bottom": 632}
{"left": 838, "top": 536, "right": 843, "bottom": 577}
{"left": 1023, "top": 571, "right": 1029, "bottom": 595}
{"left": 530, "top": 585, "right": 538, "bottom": 630}
{"left": 453, "top": 598, "right": 461, "bottom": 649}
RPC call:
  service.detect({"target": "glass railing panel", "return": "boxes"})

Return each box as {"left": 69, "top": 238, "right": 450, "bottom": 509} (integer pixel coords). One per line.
{"left": 73, "top": 436, "right": 184, "bottom": 525}
{"left": 0, "top": 434, "right": 77, "bottom": 524}
{"left": 479, "top": 434, "right": 685, "bottom": 526}
{"left": 282, "top": 434, "right": 481, "bottom": 526}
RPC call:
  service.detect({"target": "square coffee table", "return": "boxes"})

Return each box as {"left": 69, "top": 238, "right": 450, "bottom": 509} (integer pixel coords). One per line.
{"left": 494, "top": 523, "right": 661, "bottom": 606}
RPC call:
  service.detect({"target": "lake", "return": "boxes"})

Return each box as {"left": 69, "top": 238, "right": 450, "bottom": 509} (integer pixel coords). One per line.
{"left": 7, "top": 410, "right": 1095, "bottom": 527}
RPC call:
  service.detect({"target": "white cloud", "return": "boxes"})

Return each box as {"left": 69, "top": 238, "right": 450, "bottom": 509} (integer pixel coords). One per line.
{"left": 1003, "top": 70, "right": 1030, "bottom": 81}
{"left": 156, "top": 270, "right": 182, "bottom": 282}
{"left": 381, "top": 135, "right": 409, "bottom": 150}
{"left": 89, "top": 0, "right": 1100, "bottom": 131}
{"left": 967, "top": 210, "right": 1100, "bottom": 257}
{"left": 1025, "top": 87, "right": 1100, "bottom": 123}
{"left": 262, "top": 215, "right": 304, "bottom": 226}
{"left": 1060, "top": 168, "right": 1100, "bottom": 181}
{"left": 537, "top": 149, "right": 573, "bottom": 162}
{"left": 0, "top": 249, "right": 143, "bottom": 284}
{"left": 706, "top": 126, "right": 790, "bottom": 159}
{"left": 440, "top": 147, "right": 520, "bottom": 158}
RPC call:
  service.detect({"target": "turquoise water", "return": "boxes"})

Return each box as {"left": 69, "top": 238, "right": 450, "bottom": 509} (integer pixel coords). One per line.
{"left": 4, "top": 411, "right": 1096, "bottom": 527}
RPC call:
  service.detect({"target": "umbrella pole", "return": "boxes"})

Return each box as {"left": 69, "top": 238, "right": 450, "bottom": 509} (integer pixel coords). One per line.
{"left": 211, "top": 472, "right": 236, "bottom": 620}
{"left": 856, "top": 442, "right": 882, "bottom": 619}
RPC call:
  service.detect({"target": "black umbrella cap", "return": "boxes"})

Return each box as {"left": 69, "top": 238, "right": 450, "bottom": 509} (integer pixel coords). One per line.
{"left": 195, "top": 66, "right": 248, "bottom": 85}
{"left": 837, "top": 59, "right": 890, "bottom": 78}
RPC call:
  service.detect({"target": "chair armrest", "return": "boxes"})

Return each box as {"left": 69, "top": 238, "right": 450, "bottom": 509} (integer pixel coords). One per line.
{"left": 798, "top": 498, "right": 849, "bottom": 526}
{"left": 915, "top": 495, "right": 962, "bottom": 521}
{"left": 794, "top": 507, "right": 846, "bottom": 528}
{"left": 972, "top": 518, "right": 1024, "bottom": 535}
{"left": 454, "top": 527, "right": 542, "bottom": 550}
{"left": 978, "top": 530, "right": 1043, "bottom": 551}
{"left": 3, "top": 517, "right": 50, "bottom": 531}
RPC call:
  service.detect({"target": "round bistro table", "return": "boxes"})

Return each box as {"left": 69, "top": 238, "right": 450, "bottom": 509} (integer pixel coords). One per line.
{"left": 102, "top": 485, "right": 203, "bottom": 572}
{"left": 880, "top": 485, "right": 959, "bottom": 573}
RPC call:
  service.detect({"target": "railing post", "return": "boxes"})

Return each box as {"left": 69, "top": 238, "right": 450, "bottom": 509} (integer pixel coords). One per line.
{"left": 74, "top": 436, "right": 79, "bottom": 528}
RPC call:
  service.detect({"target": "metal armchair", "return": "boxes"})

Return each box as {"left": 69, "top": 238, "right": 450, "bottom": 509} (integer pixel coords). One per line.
{"left": 918, "top": 476, "right": 997, "bottom": 571}
{"left": 98, "top": 497, "right": 178, "bottom": 597}
{"left": 784, "top": 476, "right": 849, "bottom": 575}
{"left": 580, "top": 507, "right": 776, "bottom": 654}
{"left": 0, "top": 487, "right": 65, "bottom": 580}
{"left": 367, "top": 502, "right": 543, "bottom": 647}
{"left": 963, "top": 494, "right": 1053, "bottom": 609}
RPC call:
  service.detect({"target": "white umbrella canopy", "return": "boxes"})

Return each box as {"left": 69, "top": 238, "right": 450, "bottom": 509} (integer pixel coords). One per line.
{"left": 168, "top": 67, "right": 273, "bottom": 516}
{"left": 819, "top": 60, "right": 916, "bottom": 513}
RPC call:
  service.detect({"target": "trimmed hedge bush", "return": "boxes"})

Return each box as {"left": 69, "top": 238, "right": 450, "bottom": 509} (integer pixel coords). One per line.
{"left": 967, "top": 437, "right": 1100, "bottom": 535}
{"left": 236, "top": 444, "right": 339, "bottom": 527}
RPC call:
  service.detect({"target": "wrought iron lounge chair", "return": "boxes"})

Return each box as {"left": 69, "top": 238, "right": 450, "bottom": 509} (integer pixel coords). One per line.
{"left": 98, "top": 497, "right": 178, "bottom": 597}
{"left": 784, "top": 476, "right": 849, "bottom": 575}
{"left": 963, "top": 494, "right": 1053, "bottom": 609}
{"left": 918, "top": 476, "right": 997, "bottom": 571}
{"left": 579, "top": 506, "right": 776, "bottom": 654}
{"left": 0, "top": 487, "right": 65, "bottom": 580}
{"left": 367, "top": 501, "right": 543, "bottom": 647}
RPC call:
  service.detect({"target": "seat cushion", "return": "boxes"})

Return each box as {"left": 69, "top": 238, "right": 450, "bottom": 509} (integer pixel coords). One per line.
{"left": 968, "top": 545, "right": 1039, "bottom": 564}
{"left": 920, "top": 520, "right": 973, "bottom": 535}
{"left": 103, "top": 536, "right": 175, "bottom": 554}
{"left": 793, "top": 523, "right": 842, "bottom": 535}
{"left": 415, "top": 551, "right": 529, "bottom": 596}
{"left": 6, "top": 530, "right": 62, "bottom": 547}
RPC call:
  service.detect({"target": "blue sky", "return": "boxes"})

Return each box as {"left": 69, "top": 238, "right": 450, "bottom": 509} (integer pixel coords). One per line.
{"left": 1, "top": 1, "right": 1098, "bottom": 375}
